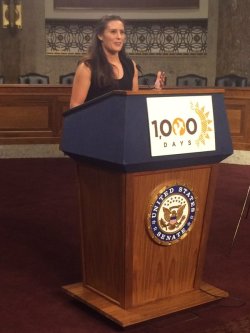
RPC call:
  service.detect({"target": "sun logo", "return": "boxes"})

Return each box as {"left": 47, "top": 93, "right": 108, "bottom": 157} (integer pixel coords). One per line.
{"left": 191, "top": 102, "right": 213, "bottom": 146}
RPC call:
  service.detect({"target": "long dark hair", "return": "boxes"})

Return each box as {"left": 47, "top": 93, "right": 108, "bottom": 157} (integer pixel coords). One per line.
{"left": 80, "top": 15, "right": 128, "bottom": 89}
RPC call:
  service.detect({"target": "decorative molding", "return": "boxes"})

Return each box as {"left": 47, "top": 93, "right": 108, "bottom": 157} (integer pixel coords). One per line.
{"left": 45, "top": 0, "right": 208, "bottom": 20}
{"left": 46, "top": 20, "right": 207, "bottom": 56}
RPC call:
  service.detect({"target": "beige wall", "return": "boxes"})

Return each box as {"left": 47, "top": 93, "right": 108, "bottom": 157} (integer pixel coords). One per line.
{"left": 0, "top": 0, "right": 218, "bottom": 85}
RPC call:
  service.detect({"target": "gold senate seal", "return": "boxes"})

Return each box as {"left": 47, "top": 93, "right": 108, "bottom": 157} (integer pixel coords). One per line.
{"left": 146, "top": 184, "right": 197, "bottom": 246}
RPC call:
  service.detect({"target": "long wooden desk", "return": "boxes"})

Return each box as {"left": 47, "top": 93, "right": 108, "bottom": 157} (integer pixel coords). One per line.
{"left": 0, "top": 85, "right": 249, "bottom": 150}
{"left": 0, "top": 85, "right": 71, "bottom": 144}
{"left": 224, "top": 87, "right": 250, "bottom": 150}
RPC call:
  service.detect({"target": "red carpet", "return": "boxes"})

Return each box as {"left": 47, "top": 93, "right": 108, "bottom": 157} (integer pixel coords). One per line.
{"left": 0, "top": 159, "right": 250, "bottom": 333}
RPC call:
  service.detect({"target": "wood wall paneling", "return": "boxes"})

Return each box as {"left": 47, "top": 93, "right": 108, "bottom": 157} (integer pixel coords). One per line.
{"left": 225, "top": 102, "right": 245, "bottom": 136}
{"left": 224, "top": 88, "right": 250, "bottom": 150}
{"left": 0, "top": 85, "right": 70, "bottom": 144}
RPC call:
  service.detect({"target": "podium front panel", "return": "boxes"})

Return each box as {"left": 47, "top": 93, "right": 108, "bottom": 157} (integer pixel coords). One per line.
{"left": 61, "top": 91, "right": 233, "bottom": 172}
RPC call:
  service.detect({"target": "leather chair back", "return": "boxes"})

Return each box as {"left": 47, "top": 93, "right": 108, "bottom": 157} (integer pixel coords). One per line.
{"left": 59, "top": 72, "right": 75, "bottom": 84}
{"left": 18, "top": 73, "right": 49, "bottom": 84}
{"left": 215, "top": 74, "right": 247, "bottom": 87}
{"left": 176, "top": 74, "right": 207, "bottom": 87}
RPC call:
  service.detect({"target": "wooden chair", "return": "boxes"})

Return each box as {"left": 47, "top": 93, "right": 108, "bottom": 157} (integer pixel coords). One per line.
{"left": 215, "top": 74, "right": 248, "bottom": 87}
{"left": 59, "top": 72, "right": 75, "bottom": 84}
{"left": 176, "top": 74, "right": 207, "bottom": 87}
{"left": 18, "top": 73, "right": 49, "bottom": 84}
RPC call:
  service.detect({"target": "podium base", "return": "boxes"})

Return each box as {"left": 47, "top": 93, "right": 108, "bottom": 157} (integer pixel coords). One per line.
{"left": 63, "top": 282, "right": 228, "bottom": 327}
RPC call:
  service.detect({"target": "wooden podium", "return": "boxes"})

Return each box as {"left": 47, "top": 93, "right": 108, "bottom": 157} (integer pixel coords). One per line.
{"left": 60, "top": 89, "right": 233, "bottom": 327}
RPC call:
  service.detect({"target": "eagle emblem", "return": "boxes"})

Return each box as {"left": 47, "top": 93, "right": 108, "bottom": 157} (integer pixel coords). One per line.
{"left": 159, "top": 204, "right": 186, "bottom": 230}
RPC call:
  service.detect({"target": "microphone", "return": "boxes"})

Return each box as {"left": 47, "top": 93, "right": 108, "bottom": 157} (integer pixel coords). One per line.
{"left": 136, "top": 64, "right": 152, "bottom": 89}
{"left": 136, "top": 64, "right": 143, "bottom": 75}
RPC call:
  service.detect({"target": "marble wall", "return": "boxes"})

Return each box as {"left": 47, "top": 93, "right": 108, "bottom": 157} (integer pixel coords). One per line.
{"left": 216, "top": 0, "right": 250, "bottom": 79}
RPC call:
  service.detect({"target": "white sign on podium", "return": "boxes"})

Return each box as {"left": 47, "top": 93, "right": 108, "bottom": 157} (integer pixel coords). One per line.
{"left": 146, "top": 95, "right": 215, "bottom": 157}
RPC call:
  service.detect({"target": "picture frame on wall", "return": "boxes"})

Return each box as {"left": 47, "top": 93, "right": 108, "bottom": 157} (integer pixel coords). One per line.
{"left": 46, "top": 0, "right": 207, "bottom": 20}
{"left": 53, "top": 0, "right": 200, "bottom": 9}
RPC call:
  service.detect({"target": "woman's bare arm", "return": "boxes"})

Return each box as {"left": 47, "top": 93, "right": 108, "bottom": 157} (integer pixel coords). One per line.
{"left": 70, "top": 63, "right": 92, "bottom": 108}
